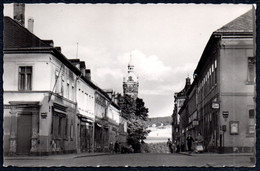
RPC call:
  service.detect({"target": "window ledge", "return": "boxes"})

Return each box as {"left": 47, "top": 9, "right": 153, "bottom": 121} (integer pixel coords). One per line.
{"left": 245, "top": 81, "right": 255, "bottom": 85}
{"left": 246, "top": 134, "right": 255, "bottom": 138}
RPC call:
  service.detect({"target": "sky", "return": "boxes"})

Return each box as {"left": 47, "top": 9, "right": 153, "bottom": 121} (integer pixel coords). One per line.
{"left": 3, "top": 3, "right": 252, "bottom": 118}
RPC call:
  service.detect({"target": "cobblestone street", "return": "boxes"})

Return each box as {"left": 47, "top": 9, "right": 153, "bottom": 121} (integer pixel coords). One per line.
{"left": 4, "top": 152, "right": 254, "bottom": 167}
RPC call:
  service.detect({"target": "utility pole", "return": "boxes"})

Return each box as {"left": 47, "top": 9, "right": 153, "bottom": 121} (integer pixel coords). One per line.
{"left": 76, "top": 42, "right": 79, "bottom": 59}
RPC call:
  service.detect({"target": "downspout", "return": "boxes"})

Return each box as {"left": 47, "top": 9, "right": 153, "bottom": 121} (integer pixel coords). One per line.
{"left": 75, "top": 73, "right": 82, "bottom": 153}
{"left": 48, "top": 64, "right": 64, "bottom": 102}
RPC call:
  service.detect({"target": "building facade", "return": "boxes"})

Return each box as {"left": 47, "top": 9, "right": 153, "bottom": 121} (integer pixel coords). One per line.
{"left": 3, "top": 16, "right": 79, "bottom": 155}
{"left": 3, "top": 11, "right": 125, "bottom": 155}
{"left": 177, "top": 9, "right": 256, "bottom": 153}
{"left": 172, "top": 77, "right": 190, "bottom": 144}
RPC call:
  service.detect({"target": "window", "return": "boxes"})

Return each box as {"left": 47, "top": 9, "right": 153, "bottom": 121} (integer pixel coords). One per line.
{"left": 52, "top": 115, "right": 67, "bottom": 139}
{"left": 65, "top": 118, "right": 68, "bottom": 138}
{"left": 70, "top": 121, "right": 74, "bottom": 140}
{"left": 67, "top": 82, "right": 70, "bottom": 99}
{"left": 248, "top": 57, "right": 256, "bottom": 83}
{"left": 248, "top": 109, "right": 255, "bottom": 134}
{"left": 18, "top": 66, "right": 32, "bottom": 90}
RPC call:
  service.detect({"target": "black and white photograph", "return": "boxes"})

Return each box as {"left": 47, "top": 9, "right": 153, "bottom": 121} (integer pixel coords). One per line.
{"left": 2, "top": 3, "right": 256, "bottom": 167}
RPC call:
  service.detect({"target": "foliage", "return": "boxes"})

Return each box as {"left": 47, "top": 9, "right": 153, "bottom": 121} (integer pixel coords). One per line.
{"left": 117, "top": 94, "right": 151, "bottom": 152}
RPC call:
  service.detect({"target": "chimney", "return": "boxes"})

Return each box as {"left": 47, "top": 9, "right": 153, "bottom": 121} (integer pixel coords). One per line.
{"left": 80, "top": 61, "right": 86, "bottom": 76}
{"left": 85, "top": 69, "right": 91, "bottom": 80}
{"left": 42, "top": 40, "right": 54, "bottom": 47}
{"left": 13, "top": 3, "right": 25, "bottom": 26}
{"left": 27, "top": 17, "right": 34, "bottom": 33}
{"left": 55, "top": 47, "right": 62, "bottom": 52}
{"left": 186, "top": 77, "right": 191, "bottom": 86}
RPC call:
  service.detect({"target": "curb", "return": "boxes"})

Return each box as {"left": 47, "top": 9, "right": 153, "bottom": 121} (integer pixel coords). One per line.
{"left": 4, "top": 153, "right": 110, "bottom": 160}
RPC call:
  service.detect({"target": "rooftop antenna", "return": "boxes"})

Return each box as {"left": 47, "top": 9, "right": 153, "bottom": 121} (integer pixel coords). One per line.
{"left": 129, "top": 52, "right": 133, "bottom": 66}
{"left": 76, "top": 42, "right": 79, "bottom": 59}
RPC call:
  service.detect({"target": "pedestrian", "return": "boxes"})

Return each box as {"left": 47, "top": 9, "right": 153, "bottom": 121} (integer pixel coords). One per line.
{"left": 195, "top": 133, "right": 204, "bottom": 143}
{"left": 114, "top": 141, "right": 119, "bottom": 153}
{"left": 109, "top": 142, "right": 114, "bottom": 153}
{"left": 181, "top": 142, "right": 185, "bottom": 152}
{"left": 195, "top": 133, "right": 204, "bottom": 153}
{"left": 176, "top": 140, "right": 180, "bottom": 153}
{"left": 166, "top": 138, "right": 173, "bottom": 153}
{"left": 186, "top": 134, "right": 194, "bottom": 153}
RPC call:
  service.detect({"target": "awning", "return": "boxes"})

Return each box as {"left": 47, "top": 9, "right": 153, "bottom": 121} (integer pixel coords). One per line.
{"left": 96, "top": 123, "right": 102, "bottom": 128}
{"left": 80, "top": 117, "right": 94, "bottom": 123}
{"left": 53, "top": 108, "right": 67, "bottom": 117}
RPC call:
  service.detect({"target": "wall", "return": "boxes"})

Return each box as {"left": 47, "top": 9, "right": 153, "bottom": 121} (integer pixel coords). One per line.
{"left": 219, "top": 37, "right": 255, "bottom": 150}
{"left": 77, "top": 79, "right": 95, "bottom": 119}
{"left": 4, "top": 53, "right": 52, "bottom": 92}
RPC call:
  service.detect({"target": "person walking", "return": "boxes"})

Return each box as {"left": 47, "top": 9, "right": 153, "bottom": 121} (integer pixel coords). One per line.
{"left": 186, "top": 134, "right": 194, "bottom": 153}
{"left": 195, "top": 133, "right": 204, "bottom": 153}
{"left": 167, "top": 138, "right": 173, "bottom": 153}
{"left": 114, "top": 141, "right": 119, "bottom": 153}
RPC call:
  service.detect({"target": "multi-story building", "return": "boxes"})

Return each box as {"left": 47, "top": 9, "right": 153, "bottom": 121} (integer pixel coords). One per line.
{"left": 179, "top": 9, "right": 256, "bottom": 153}
{"left": 3, "top": 6, "right": 126, "bottom": 155}
{"left": 172, "top": 77, "right": 190, "bottom": 143}
{"left": 68, "top": 59, "right": 95, "bottom": 153}
{"left": 3, "top": 16, "right": 78, "bottom": 155}
{"left": 123, "top": 56, "right": 139, "bottom": 99}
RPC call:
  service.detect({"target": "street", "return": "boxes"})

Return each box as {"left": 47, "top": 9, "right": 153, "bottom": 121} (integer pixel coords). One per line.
{"left": 4, "top": 152, "right": 254, "bottom": 167}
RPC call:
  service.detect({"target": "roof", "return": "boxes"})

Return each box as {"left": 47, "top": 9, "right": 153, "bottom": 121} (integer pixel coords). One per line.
{"left": 3, "top": 16, "right": 112, "bottom": 102}
{"left": 194, "top": 9, "right": 254, "bottom": 77}
{"left": 215, "top": 9, "right": 253, "bottom": 34}
{"left": 3, "top": 16, "right": 51, "bottom": 48}
{"left": 175, "top": 77, "right": 191, "bottom": 98}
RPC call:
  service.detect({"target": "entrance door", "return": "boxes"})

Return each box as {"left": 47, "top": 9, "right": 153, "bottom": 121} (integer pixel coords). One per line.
{"left": 17, "top": 114, "right": 32, "bottom": 154}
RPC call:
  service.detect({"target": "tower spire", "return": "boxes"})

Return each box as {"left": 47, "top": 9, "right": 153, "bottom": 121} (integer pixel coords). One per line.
{"left": 128, "top": 52, "right": 133, "bottom": 66}
{"left": 123, "top": 52, "right": 139, "bottom": 99}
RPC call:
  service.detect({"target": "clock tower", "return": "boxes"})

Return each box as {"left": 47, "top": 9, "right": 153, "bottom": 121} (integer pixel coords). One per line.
{"left": 123, "top": 55, "right": 139, "bottom": 99}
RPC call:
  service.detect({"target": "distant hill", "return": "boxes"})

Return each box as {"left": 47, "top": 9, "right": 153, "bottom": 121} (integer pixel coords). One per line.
{"left": 146, "top": 116, "right": 172, "bottom": 127}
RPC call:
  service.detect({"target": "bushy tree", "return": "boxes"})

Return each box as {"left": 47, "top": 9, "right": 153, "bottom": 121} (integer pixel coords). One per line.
{"left": 117, "top": 94, "right": 150, "bottom": 152}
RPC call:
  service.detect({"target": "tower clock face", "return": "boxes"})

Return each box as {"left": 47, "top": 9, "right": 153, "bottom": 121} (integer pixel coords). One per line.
{"left": 128, "top": 85, "right": 134, "bottom": 92}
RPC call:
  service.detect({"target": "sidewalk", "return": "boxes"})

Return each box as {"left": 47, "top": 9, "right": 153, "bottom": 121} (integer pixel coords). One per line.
{"left": 4, "top": 152, "right": 110, "bottom": 160}
{"left": 178, "top": 151, "right": 253, "bottom": 157}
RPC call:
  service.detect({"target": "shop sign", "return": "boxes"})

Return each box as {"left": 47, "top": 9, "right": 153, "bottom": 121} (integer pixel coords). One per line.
{"left": 230, "top": 121, "right": 239, "bottom": 135}
{"left": 193, "top": 120, "right": 199, "bottom": 126}
{"left": 222, "top": 111, "right": 229, "bottom": 118}
{"left": 212, "top": 102, "right": 219, "bottom": 109}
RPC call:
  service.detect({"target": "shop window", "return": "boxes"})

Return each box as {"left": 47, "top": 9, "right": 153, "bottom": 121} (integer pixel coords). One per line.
{"left": 247, "top": 57, "right": 256, "bottom": 84}
{"left": 52, "top": 113, "right": 67, "bottom": 139}
{"left": 64, "top": 118, "right": 68, "bottom": 138}
{"left": 18, "top": 66, "right": 32, "bottom": 90}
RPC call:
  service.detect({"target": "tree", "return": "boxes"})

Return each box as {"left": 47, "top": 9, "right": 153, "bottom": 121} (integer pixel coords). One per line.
{"left": 135, "top": 98, "right": 149, "bottom": 121}
{"left": 117, "top": 94, "right": 150, "bottom": 152}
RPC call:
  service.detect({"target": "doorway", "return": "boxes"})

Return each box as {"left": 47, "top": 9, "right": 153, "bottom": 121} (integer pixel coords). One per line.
{"left": 16, "top": 114, "right": 32, "bottom": 154}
